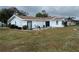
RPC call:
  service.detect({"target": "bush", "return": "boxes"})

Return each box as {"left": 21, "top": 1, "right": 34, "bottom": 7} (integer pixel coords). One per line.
{"left": 15, "top": 26, "right": 22, "bottom": 29}
{"left": 23, "top": 25, "right": 27, "bottom": 30}
{"left": 15, "top": 26, "right": 22, "bottom": 30}
{"left": 9, "top": 24, "right": 20, "bottom": 29}
{"left": 9, "top": 24, "right": 16, "bottom": 29}
{"left": 15, "top": 25, "right": 18, "bottom": 28}
{"left": 36, "top": 25, "right": 40, "bottom": 29}
{"left": 8, "top": 24, "right": 22, "bottom": 30}
{"left": 43, "top": 25, "right": 46, "bottom": 28}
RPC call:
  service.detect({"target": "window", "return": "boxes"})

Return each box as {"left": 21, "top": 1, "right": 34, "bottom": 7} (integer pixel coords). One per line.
{"left": 56, "top": 20, "right": 58, "bottom": 25}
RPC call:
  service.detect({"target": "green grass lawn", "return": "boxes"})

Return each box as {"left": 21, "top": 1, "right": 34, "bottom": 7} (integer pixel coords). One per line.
{"left": 0, "top": 26, "right": 79, "bottom": 52}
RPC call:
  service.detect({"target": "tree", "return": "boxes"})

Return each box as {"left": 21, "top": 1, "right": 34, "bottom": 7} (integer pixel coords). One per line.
{"left": 36, "top": 10, "right": 48, "bottom": 17}
{"left": 0, "top": 7, "right": 28, "bottom": 24}
{"left": 0, "top": 8, "right": 12, "bottom": 24}
{"left": 42, "top": 10, "right": 48, "bottom": 17}
{"left": 42, "top": 13, "right": 48, "bottom": 17}
{"left": 18, "top": 10, "right": 29, "bottom": 16}
{"left": 36, "top": 12, "right": 43, "bottom": 17}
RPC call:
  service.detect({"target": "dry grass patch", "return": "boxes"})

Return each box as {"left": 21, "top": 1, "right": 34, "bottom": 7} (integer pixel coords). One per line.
{"left": 0, "top": 26, "right": 79, "bottom": 51}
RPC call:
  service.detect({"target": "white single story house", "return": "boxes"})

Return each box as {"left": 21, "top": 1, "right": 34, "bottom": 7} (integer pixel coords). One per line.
{"left": 7, "top": 15, "right": 65, "bottom": 29}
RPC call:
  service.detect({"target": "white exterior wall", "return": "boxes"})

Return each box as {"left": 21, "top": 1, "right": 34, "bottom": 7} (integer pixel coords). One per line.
{"left": 21, "top": 20, "right": 27, "bottom": 26}
{"left": 32, "top": 21, "right": 45, "bottom": 28}
{"left": 10, "top": 18, "right": 64, "bottom": 28}
{"left": 10, "top": 16, "right": 27, "bottom": 27}
{"left": 50, "top": 20, "right": 64, "bottom": 27}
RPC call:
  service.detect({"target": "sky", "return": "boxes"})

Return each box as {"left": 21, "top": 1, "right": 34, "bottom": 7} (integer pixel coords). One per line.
{"left": 0, "top": 6, "right": 79, "bottom": 17}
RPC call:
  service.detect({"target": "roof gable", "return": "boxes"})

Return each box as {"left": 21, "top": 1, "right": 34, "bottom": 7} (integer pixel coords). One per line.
{"left": 8, "top": 15, "right": 22, "bottom": 23}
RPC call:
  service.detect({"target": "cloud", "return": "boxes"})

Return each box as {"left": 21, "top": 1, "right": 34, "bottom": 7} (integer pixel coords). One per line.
{"left": 41, "top": 6, "right": 79, "bottom": 16}
{"left": 16, "top": 6, "right": 42, "bottom": 16}
{"left": 0, "top": 6, "right": 79, "bottom": 16}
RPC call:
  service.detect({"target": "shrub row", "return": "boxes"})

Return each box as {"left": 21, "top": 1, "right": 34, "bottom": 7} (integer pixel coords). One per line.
{"left": 8, "top": 24, "right": 28, "bottom": 30}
